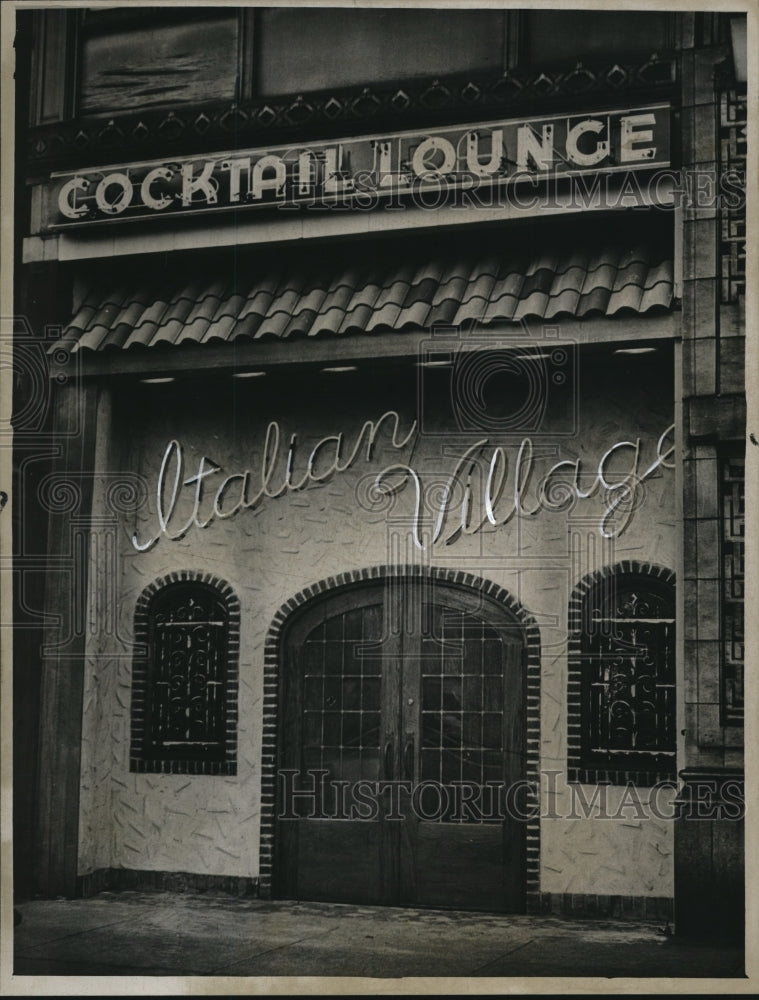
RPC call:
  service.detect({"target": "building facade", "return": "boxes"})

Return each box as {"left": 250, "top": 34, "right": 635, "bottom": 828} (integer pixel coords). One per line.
{"left": 12, "top": 7, "right": 747, "bottom": 939}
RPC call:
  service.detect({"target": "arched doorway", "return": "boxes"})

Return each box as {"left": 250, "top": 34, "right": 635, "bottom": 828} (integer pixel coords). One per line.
{"left": 271, "top": 569, "right": 536, "bottom": 913}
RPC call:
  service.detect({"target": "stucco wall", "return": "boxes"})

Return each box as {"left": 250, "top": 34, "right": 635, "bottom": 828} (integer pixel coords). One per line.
{"left": 78, "top": 346, "right": 676, "bottom": 897}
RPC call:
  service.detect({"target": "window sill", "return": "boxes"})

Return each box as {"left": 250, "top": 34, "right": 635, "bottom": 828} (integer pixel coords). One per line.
{"left": 567, "top": 766, "right": 676, "bottom": 787}
{"left": 130, "top": 758, "right": 237, "bottom": 776}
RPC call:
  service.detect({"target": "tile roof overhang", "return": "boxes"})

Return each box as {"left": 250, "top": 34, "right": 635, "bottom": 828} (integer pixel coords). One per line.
{"left": 57, "top": 221, "right": 675, "bottom": 356}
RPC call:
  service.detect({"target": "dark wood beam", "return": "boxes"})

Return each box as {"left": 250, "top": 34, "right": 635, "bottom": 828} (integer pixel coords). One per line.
{"left": 35, "top": 380, "right": 101, "bottom": 897}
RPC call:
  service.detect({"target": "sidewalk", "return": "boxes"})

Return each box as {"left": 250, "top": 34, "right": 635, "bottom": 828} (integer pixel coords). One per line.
{"left": 12, "top": 891, "right": 746, "bottom": 981}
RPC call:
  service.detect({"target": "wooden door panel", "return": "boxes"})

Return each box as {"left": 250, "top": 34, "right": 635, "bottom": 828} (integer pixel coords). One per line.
{"left": 399, "top": 597, "right": 525, "bottom": 912}
{"left": 295, "top": 819, "right": 387, "bottom": 905}
{"left": 277, "top": 590, "right": 398, "bottom": 904}
{"left": 276, "top": 580, "right": 527, "bottom": 913}
{"left": 406, "top": 823, "right": 510, "bottom": 912}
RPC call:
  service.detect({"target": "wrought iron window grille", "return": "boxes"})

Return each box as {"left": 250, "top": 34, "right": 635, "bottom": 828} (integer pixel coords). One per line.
{"left": 568, "top": 564, "right": 676, "bottom": 786}
{"left": 130, "top": 572, "right": 240, "bottom": 775}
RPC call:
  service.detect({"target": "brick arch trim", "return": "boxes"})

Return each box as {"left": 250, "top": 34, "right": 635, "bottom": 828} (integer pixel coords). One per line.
{"left": 130, "top": 570, "right": 241, "bottom": 776}
{"left": 567, "top": 560, "right": 676, "bottom": 786}
{"left": 259, "top": 564, "right": 542, "bottom": 909}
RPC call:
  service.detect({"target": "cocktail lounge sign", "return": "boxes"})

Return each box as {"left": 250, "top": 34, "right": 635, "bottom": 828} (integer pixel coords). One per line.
{"left": 48, "top": 104, "right": 669, "bottom": 229}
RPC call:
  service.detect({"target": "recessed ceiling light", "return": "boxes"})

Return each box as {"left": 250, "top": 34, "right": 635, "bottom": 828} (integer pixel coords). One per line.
{"left": 613, "top": 347, "right": 658, "bottom": 355}
{"left": 417, "top": 359, "right": 452, "bottom": 368}
{"left": 322, "top": 365, "right": 358, "bottom": 373}
{"left": 140, "top": 376, "right": 175, "bottom": 384}
{"left": 234, "top": 370, "right": 267, "bottom": 378}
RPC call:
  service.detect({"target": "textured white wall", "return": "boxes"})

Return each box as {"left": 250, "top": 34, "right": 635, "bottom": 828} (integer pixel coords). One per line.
{"left": 78, "top": 354, "right": 676, "bottom": 896}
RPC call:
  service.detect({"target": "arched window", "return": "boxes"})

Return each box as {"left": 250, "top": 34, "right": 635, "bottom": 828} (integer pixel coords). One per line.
{"left": 130, "top": 574, "right": 239, "bottom": 775}
{"left": 568, "top": 565, "right": 675, "bottom": 785}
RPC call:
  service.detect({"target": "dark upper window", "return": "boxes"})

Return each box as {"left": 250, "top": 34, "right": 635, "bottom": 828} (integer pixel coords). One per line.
{"left": 520, "top": 10, "right": 672, "bottom": 68}
{"left": 569, "top": 568, "right": 676, "bottom": 784}
{"left": 79, "top": 8, "right": 241, "bottom": 116}
{"left": 28, "top": 7, "right": 676, "bottom": 124}
{"left": 131, "top": 576, "right": 239, "bottom": 775}
{"left": 255, "top": 8, "right": 506, "bottom": 97}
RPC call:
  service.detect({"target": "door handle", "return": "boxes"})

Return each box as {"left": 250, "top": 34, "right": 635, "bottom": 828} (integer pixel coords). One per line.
{"left": 383, "top": 739, "right": 393, "bottom": 780}
{"left": 403, "top": 736, "right": 414, "bottom": 781}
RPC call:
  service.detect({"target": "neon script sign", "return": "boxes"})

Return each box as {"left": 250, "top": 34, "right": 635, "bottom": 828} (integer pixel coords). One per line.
{"left": 131, "top": 411, "right": 675, "bottom": 552}
{"left": 51, "top": 105, "right": 669, "bottom": 229}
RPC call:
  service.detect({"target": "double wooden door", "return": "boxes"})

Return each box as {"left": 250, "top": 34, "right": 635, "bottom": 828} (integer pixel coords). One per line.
{"left": 275, "top": 579, "right": 526, "bottom": 913}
